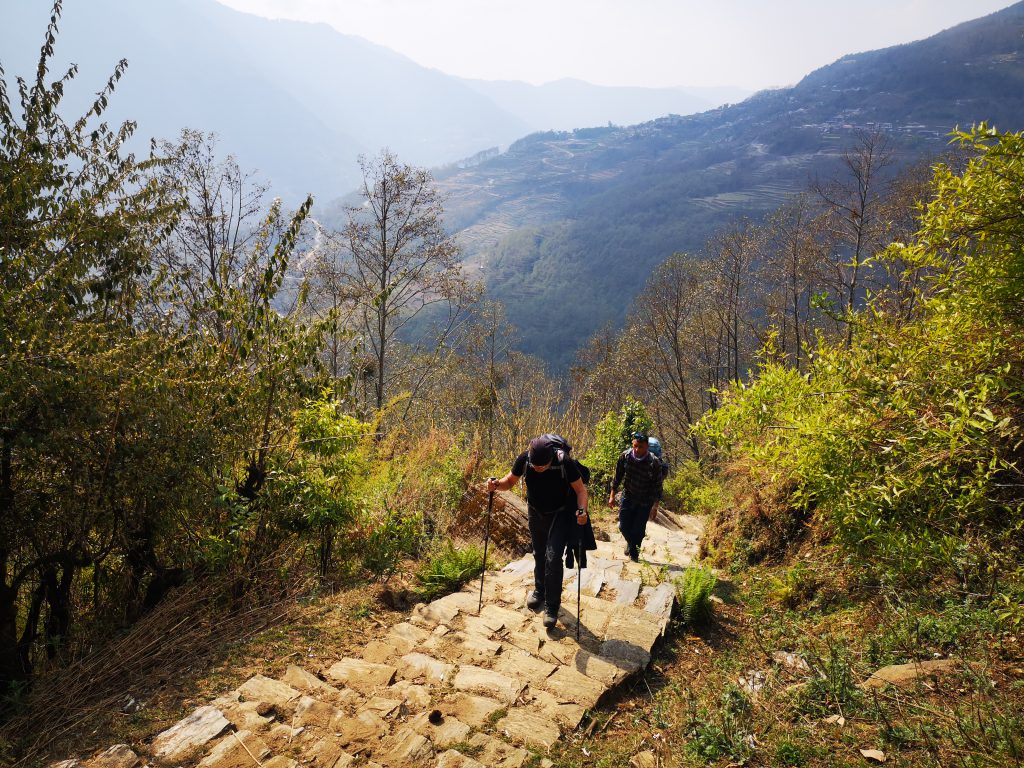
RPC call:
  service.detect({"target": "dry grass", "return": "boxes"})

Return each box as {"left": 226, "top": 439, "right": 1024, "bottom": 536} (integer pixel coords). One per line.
{"left": 0, "top": 558, "right": 408, "bottom": 768}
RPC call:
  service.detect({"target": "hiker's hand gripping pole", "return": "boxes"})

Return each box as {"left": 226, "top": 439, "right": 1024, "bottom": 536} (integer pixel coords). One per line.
{"left": 478, "top": 480, "right": 496, "bottom": 615}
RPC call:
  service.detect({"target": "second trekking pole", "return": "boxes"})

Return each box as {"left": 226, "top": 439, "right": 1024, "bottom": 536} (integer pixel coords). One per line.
{"left": 576, "top": 536, "right": 583, "bottom": 640}
{"left": 478, "top": 481, "right": 495, "bottom": 615}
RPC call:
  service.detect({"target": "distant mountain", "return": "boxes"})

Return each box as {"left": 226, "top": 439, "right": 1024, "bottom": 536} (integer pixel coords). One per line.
{"left": 0, "top": 0, "right": 741, "bottom": 203}
{"left": 458, "top": 78, "right": 742, "bottom": 132}
{"left": 429, "top": 2, "right": 1024, "bottom": 369}
{"left": 0, "top": 0, "right": 531, "bottom": 201}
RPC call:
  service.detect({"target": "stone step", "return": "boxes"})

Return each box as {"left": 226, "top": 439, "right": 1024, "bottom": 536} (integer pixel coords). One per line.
{"left": 56, "top": 515, "right": 702, "bottom": 768}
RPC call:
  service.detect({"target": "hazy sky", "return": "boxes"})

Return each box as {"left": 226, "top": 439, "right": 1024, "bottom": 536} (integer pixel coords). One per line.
{"left": 216, "top": 0, "right": 1014, "bottom": 90}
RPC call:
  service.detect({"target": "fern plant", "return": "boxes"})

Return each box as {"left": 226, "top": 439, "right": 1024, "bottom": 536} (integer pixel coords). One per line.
{"left": 414, "top": 542, "right": 486, "bottom": 602}
{"left": 675, "top": 565, "right": 718, "bottom": 625}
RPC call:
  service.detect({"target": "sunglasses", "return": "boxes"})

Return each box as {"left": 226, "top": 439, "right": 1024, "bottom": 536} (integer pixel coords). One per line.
{"left": 631, "top": 432, "right": 648, "bottom": 441}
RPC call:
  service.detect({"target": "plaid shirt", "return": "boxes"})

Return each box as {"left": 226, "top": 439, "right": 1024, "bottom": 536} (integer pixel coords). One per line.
{"left": 612, "top": 449, "right": 664, "bottom": 506}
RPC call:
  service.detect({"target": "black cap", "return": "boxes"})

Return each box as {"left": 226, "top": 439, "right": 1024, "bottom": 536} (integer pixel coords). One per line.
{"left": 528, "top": 438, "right": 554, "bottom": 466}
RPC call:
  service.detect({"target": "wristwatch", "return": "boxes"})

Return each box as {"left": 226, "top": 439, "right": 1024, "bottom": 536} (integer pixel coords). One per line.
{"left": 575, "top": 508, "right": 587, "bottom": 517}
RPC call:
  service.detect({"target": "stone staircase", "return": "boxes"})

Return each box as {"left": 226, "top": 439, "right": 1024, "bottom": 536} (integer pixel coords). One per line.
{"left": 59, "top": 515, "right": 701, "bottom": 768}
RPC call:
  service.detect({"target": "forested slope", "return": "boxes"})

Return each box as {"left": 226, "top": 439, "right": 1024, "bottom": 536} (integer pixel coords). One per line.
{"left": 431, "top": 1, "right": 1024, "bottom": 368}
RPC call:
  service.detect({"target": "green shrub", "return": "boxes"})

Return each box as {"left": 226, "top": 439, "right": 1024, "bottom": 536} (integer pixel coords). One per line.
{"left": 662, "top": 459, "right": 722, "bottom": 516}
{"left": 414, "top": 542, "right": 486, "bottom": 602}
{"left": 775, "top": 740, "right": 807, "bottom": 767}
{"left": 768, "top": 563, "right": 817, "bottom": 610}
{"left": 359, "top": 509, "right": 423, "bottom": 579}
{"left": 686, "top": 685, "right": 754, "bottom": 763}
{"left": 674, "top": 565, "right": 717, "bottom": 625}
{"left": 586, "top": 398, "right": 654, "bottom": 491}
{"left": 792, "top": 643, "right": 863, "bottom": 719}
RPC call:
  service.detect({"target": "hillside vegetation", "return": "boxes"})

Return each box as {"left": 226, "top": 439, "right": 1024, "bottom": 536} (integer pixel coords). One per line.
{"left": 2, "top": 4, "right": 1023, "bottom": 767}
{"left": 547, "top": 126, "right": 1024, "bottom": 768}
{"left": 432, "top": 2, "right": 1024, "bottom": 369}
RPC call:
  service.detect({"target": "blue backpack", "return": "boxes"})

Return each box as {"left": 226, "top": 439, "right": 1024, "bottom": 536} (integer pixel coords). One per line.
{"left": 648, "top": 436, "right": 670, "bottom": 479}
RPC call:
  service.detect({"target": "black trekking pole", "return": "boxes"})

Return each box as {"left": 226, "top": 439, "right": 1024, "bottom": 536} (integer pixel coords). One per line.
{"left": 478, "top": 480, "right": 495, "bottom": 615}
{"left": 576, "top": 535, "right": 583, "bottom": 640}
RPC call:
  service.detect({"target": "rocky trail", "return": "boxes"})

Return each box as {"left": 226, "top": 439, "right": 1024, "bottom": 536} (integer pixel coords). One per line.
{"left": 54, "top": 500, "right": 702, "bottom": 768}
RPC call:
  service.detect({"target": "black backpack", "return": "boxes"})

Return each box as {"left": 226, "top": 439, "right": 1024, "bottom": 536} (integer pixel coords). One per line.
{"left": 534, "top": 433, "right": 591, "bottom": 485}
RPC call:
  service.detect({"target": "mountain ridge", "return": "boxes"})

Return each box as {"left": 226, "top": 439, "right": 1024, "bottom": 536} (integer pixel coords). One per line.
{"left": 424, "top": 1, "right": 1024, "bottom": 368}
{"left": 0, "top": 0, "right": 745, "bottom": 202}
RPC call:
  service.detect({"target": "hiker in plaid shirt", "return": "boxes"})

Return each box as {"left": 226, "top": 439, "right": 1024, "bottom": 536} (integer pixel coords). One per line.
{"left": 608, "top": 432, "right": 664, "bottom": 562}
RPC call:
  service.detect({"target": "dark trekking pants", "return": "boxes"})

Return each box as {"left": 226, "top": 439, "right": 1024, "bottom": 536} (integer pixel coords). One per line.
{"left": 618, "top": 495, "right": 653, "bottom": 558}
{"left": 528, "top": 506, "right": 572, "bottom": 613}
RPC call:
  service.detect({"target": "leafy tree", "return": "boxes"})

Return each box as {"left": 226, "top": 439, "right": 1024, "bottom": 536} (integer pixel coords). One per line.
{"left": 0, "top": 2, "right": 180, "bottom": 693}
{"left": 335, "top": 150, "right": 473, "bottom": 412}
{"left": 699, "top": 126, "right": 1023, "bottom": 587}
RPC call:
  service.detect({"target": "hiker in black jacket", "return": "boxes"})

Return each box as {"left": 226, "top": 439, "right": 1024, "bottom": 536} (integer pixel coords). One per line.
{"left": 608, "top": 432, "right": 664, "bottom": 562}
{"left": 487, "top": 436, "right": 588, "bottom": 629}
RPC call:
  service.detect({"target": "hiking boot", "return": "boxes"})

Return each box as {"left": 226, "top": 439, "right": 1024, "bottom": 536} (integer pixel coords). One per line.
{"left": 628, "top": 545, "right": 640, "bottom": 562}
{"left": 542, "top": 609, "right": 558, "bottom": 629}
{"left": 526, "top": 590, "right": 544, "bottom": 610}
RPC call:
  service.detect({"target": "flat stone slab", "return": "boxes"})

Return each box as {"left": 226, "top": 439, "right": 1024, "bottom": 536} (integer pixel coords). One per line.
{"left": 436, "top": 751, "right": 485, "bottom": 768}
{"left": 643, "top": 582, "right": 675, "bottom": 623}
{"left": 293, "top": 694, "right": 342, "bottom": 729}
{"left": 305, "top": 739, "right": 351, "bottom": 768}
{"left": 439, "top": 693, "right": 504, "bottom": 727}
{"left": 335, "top": 710, "right": 388, "bottom": 747}
{"left": 281, "top": 665, "right": 356, "bottom": 707}
{"left": 555, "top": 603, "right": 611, "bottom": 641}
{"left": 409, "top": 711, "right": 472, "bottom": 747}
{"left": 326, "top": 658, "right": 397, "bottom": 694}
{"left": 399, "top": 652, "right": 454, "bottom": 683}
{"left": 152, "top": 706, "right": 231, "bottom": 763}
{"left": 479, "top": 603, "right": 530, "bottom": 632}
{"left": 379, "top": 727, "right": 434, "bottom": 765}
{"left": 536, "top": 637, "right": 579, "bottom": 666}
{"left": 572, "top": 649, "right": 633, "bottom": 686}
{"left": 603, "top": 611, "right": 663, "bottom": 653}
{"left": 411, "top": 599, "right": 462, "bottom": 628}
{"left": 388, "top": 622, "right": 430, "bottom": 652}
{"left": 493, "top": 648, "right": 557, "bottom": 682}
{"left": 453, "top": 665, "right": 525, "bottom": 703}
{"left": 525, "top": 688, "right": 587, "bottom": 730}
{"left": 364, "top": 696, "right": 403, "bottom": 717}
{"left": 387, "top": 681, "right": 432, "bottom": 709}
{"left": 540, "top": 666, "right": 607, "bottom": 709}
{"left": 466, "top": 733, "right": 530, "bottom": 768}
{"left": 608, "top": 578, "right": 642, "bottom": 605}
{"left": 498, "top": 556, "right": 534, "bottom": 579}
{"left": 599, "top": 638, "right": 650, "bottom": 669}
{"left": 362, "top": 640, "right": 400, "bottom": 663}
{"left": 505, "top": 629, "right": 542, "bottom": 656}
{"left": 568, "top": 568, "right": 604, "bottom": 597}
{"left": 86, "top": 746, "right": 139, "bottom": 768}
{"left": 495, "top": 709, "right": 561, "bottom": 749}
{"left": 209, "top": 696, "right": 273, "bottom": 731}
{"left": 863, "top": 659, "right": 959, "bottom": 689}
{"left": 424, "top": 629, "right": 501, "bottom": 664}
{"left": 196, "top": 731, "right": 270, "bottom": 768}
{"left": 236, "top": 674, "right": 302, "bottom": 709}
